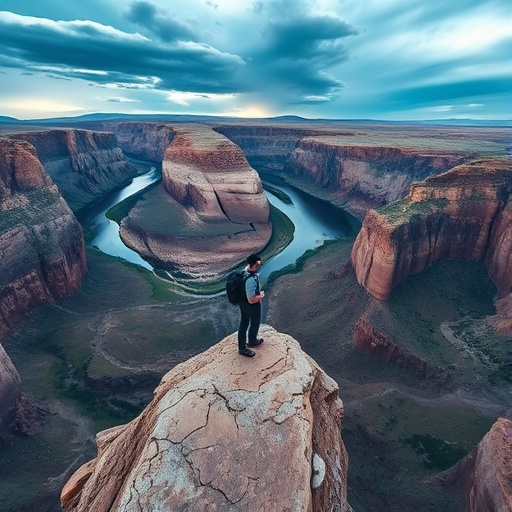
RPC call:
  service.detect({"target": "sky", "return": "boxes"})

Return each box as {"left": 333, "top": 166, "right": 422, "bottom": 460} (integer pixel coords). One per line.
{"left": 0, "top": 0, "right": 510, "bottom": 121}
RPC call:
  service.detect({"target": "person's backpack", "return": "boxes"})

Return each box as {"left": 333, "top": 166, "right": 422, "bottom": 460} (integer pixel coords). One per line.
{"left": 226, "top": 271, "right": 249, "bottom": 305}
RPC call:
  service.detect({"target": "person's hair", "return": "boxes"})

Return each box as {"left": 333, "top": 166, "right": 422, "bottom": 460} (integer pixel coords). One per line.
{"left": 247, "top": 254, "right": 261, "bottom": 266}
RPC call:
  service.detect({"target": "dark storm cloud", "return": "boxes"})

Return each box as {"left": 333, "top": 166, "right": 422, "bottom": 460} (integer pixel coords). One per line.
{"left": 0, "top": 11, "right": 244, "bottom": 93}
{"left": 245, "top": 11, "right": 357, "bottom": 103}
{"left": 124, "top": 1, "right": 197, "bottom": 42}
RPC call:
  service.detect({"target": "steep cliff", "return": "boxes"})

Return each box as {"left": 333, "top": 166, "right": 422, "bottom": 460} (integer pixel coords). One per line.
{"left": 286, "top": 137, "right": 472, "bottom": 219}
{"left": 120, "top": 124, "right": 271, "bottom": 278}
{"left": 10, "top": 129, "right": 139, "bottom": 211}
{"left": 448, "top": 417, "right": 512, "bottom": 512}
{"left": 0, "top": 138, "right": 87, "bottom": 338}
{"left": 352, "top": 159, "right": 512, "bottom": 300}
{"left": 102, "top": 121, "right": 176, "bottom": 163}
{"left": 213, "top": 124, "right": 327, "bottom": 170}
{"left": 61, "top": 326, "right": 350, "bottom": 512}
{"left": 0, "top": 343, "right": 21, "bottom": 442}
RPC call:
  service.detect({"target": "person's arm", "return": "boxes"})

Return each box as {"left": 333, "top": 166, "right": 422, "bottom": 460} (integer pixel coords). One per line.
{"left": 247, "top": 290, "right": 265, "bottom": 304}
{"left": 246, "top": 276, "right": 265, "bottom": 303}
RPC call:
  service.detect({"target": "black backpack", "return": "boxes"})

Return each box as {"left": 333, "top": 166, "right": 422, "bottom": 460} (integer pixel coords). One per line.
{"left": 226, "top": 271, "right": 249, "bottom": 304}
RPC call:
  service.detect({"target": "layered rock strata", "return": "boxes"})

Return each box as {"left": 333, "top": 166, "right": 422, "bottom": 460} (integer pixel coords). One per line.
{"left": 10, "top": 129, "right": 139, "bottom": 211}
{"left": 213, "top": 124, "right": 327, "bottom": 170}
{"left": 61, "top": 325, "right": 350, "bottom": 512}
{"left": 102, "top": 121, "right": 176, "bottom": 163}
{"left": 120, "top": 124, "right": 271, "bottom": 278}
{"left": 0, "top": 343, "right": 21, "bottom": 441}
{"left": 450, "top": 417, "right": 512, "bottom": 512}
{"left": 286, "top": 138, "right": 471, "bottom": 219}
{"left": 0, "top": 138, "right": 87, "bottom": 337}
{"left": 352, "top": 159, "right": 512, "bottom": 300}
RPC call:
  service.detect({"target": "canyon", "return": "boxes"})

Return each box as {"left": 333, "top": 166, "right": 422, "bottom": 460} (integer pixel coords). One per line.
{"left": 0, "top": 117, "right": 510, "bottom": 511}
{"left": 7, "top": 129, "right": 140, "bottom": 212}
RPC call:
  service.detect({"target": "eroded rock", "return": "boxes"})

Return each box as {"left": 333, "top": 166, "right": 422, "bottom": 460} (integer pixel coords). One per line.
{"left": 120, "top": 124, "right": 271, "bottom": 278}
{"left": 449, "top": 417, "right": 512, "bottom": 512}
{"left": 61, "top": 325, "right": 350, "bottom": 512}
{"left": 0, "top": 138, "right": 87, "bottom": 338}
{"left": 351, "top": 159, "right": 512, "bottom": 300}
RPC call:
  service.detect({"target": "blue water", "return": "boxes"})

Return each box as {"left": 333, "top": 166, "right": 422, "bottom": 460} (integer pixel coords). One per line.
{"left": 82, "top": 168, "right": 354, "bottom": 277}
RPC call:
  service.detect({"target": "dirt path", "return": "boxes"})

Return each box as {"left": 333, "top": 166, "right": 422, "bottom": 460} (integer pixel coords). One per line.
{"left": 340, "top": 379, "right": 512, "bottom": 418}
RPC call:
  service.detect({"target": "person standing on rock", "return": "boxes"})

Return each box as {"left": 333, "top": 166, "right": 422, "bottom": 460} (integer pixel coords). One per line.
{"left": 238, "top": 254, "right": 265, "bottom": 357}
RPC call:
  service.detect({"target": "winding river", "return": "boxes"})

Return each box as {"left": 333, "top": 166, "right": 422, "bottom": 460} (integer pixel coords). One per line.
{"left": 81, "top": 167, "right": 355, "bottom": 278}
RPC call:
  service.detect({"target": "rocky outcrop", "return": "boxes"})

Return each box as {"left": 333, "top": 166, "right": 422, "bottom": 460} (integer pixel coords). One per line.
{"left": 286, "top": 138, "right": 471, "bottom": 219}
{"left": 61, "top": 325, "right": 350, "bottom": 512}
{"left": 353, "top": 318, "right": 441, "bottom": 380}
{"left": 0, "top": 343, "right": 21, "bottom": 442}
{"left": 102, "top": 121, "right": 176, "bottom": 163}
{"left": 352, "top": 159, "right": 512, "bottom": 300}
{"left": 120, "top": 124, "right": 271, "bottom": 278}
{"left": 0, "top": 138, "right": 87, "bottom": 338}
{"left": 449, "top": 417, "right": 512, "bottom": 512}
{"left": 10, "top": 129, "right": 139, "bottom": 211}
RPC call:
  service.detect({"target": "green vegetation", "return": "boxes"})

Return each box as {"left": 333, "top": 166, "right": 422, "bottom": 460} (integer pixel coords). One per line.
{"left": 106, "top": 179, "right": 161, "bottom": 223}
{"left": 405, "top": 433, "right": 467, "bottom": 470}
{"left": 263, "top": 183, "right": 293, "bottom": 204}
{"left": 378, "top": 197, "right": 449, "bottom": 225}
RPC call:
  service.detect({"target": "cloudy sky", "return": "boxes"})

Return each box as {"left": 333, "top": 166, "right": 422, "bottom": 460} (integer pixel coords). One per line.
{"left": 0, "top": 0, "right": 510, "bottom": 121}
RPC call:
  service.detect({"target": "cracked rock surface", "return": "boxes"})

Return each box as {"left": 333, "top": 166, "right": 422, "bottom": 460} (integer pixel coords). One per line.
{"left": 61, "top": 325, "right": 350, "bottom": 511}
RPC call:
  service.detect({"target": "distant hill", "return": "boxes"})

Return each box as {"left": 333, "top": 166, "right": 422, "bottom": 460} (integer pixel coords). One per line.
{"left": 1, "top": 112, "right": 510, "bottom": 128}
{"left": 0, "top": 115, "right": 20, "bottom": 123}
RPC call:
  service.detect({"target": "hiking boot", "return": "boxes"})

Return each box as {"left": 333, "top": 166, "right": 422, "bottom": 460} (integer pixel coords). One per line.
{"left": 239, "top": 348, "right": 255, "bottom": 357}
{"left": 248, "top": 338, "right": 264, "bottom": 347}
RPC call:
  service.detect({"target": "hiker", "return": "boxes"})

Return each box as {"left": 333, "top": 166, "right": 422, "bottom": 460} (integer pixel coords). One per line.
{"left": 238, "top": 254, "right": 265, "bottom": 357}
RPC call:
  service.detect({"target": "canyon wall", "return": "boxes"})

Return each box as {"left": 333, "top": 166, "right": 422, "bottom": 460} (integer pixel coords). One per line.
{"left": 0, "top": 138, "right": 87, "bottom": 338}
{"left": 102, "top": 121, "right": 176, "bottom": 163}
{"left": 450, "top": 417, "right": 512, "bottom": 512}
{"left": 10, "top": 129, "right": 139, "bottom": 211}
{"left": 286, "top": 138, "right": 471, "bottom": 219}
{"left": 61, "top": 326, "right": 350, "bottom": 512}
{"left": 120, "top": 124, "right": 271, "bottom": 278}
{"left": 352, "top": 159, "right": 512, "bottom": 300}
{"left": 213, "top": 124, "right": 326, "bottom": 170}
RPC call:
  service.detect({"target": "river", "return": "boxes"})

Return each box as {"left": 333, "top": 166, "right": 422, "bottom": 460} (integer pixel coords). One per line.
{"left": 81, "top": 166, "right": 355, "bottom": 277}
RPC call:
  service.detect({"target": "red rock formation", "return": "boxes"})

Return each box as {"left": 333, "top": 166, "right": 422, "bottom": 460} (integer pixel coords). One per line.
{"left": 286, "top": 138, "right": 471, "bottom": 219}
{"left": 353, "top": 318, "right": 441, "bottom": 379}
{"left": 61, "top": 326, "right": 350, "bottom": 512}
{"left": 120, "top": 124, "right": 271, "bottom": 278}
{"left": 0, "top": 138, "right": 87, "bottom": 338}
{"left": 11, "top": 129, "right": 139, "bottom": 211}
{"left": 352, "top": 159, "right": 512, "bottom": 300}
{"left": 449, "top": 417, "right": 512, "bottom": 511}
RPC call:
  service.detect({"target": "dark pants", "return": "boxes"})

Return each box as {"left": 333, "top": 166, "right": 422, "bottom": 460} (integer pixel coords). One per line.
{"left": 238, "top": 301, "right": 261, "bottom": 351}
